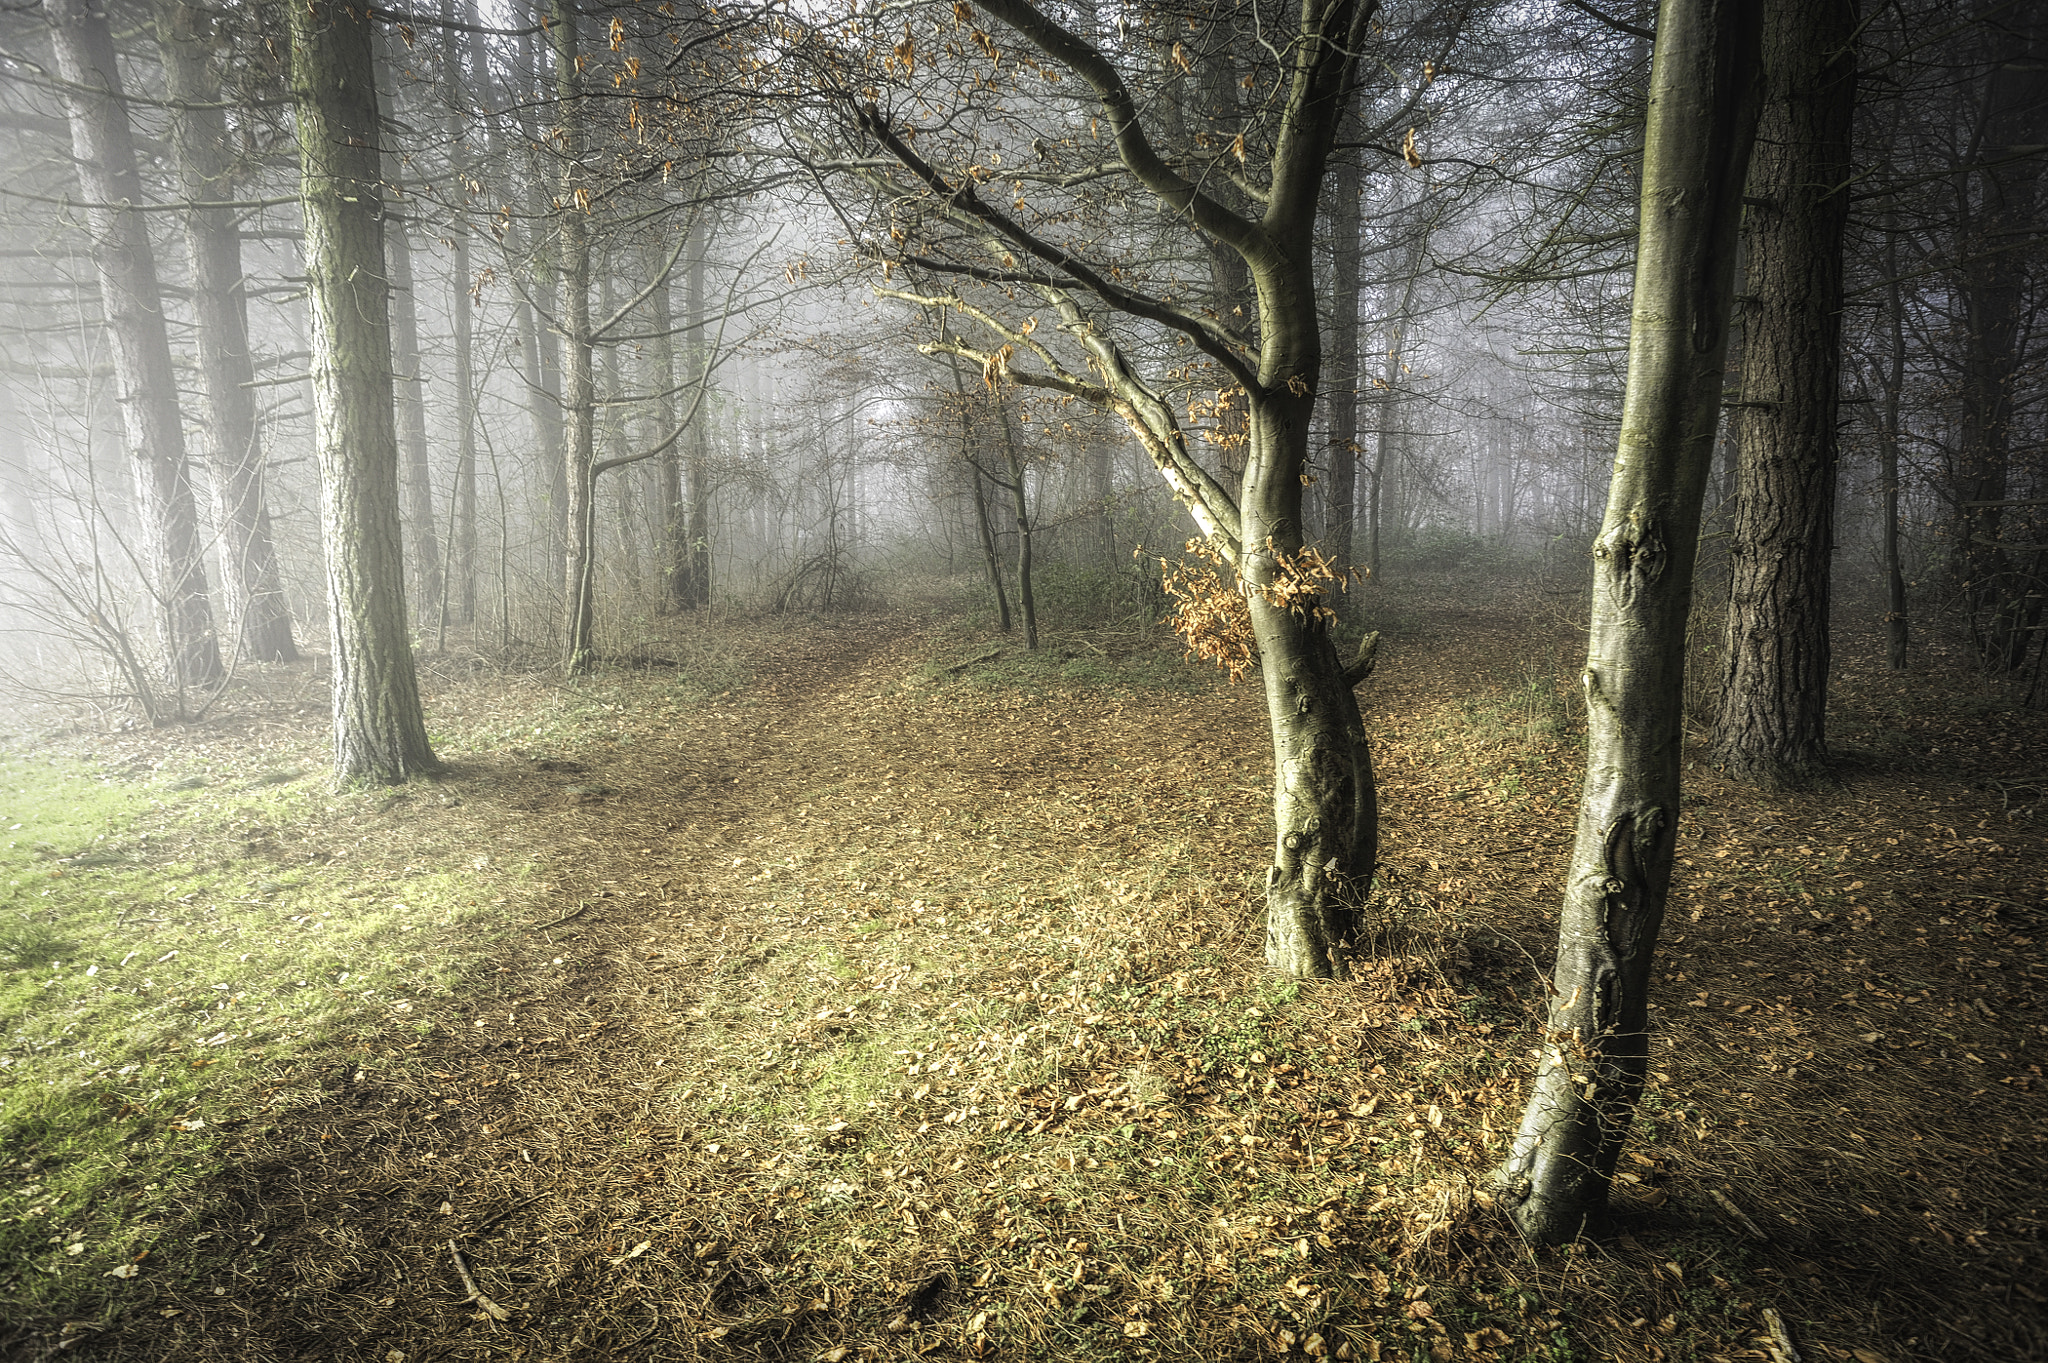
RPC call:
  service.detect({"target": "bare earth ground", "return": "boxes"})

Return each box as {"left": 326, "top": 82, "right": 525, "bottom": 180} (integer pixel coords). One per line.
{"left": 5, "top": 579, "right": 2043, "bottom": 1363}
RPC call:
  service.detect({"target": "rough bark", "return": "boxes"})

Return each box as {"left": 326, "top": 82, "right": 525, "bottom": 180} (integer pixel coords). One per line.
{"left": 290, "top": 0, "right": 440, "bottom": 783}
{"left": 1496, "top": 0, "right": 1760, "bottom": 1244}
{"left": 46, "top": 0, "right": 224, "bottom": 692}
{"left": 946, "top": 350, "right": 1010, "bottom": 630}
{"left": 1709, "top": 0, "right": 1856, "bottom": 788}
{"left": 995, "top": 400, "right": 1039, "bottom": 650}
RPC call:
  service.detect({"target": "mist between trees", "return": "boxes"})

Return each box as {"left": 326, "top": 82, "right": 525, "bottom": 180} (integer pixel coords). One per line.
{"left": 0, "top": 0, "right": 2040, "bottom": 1242}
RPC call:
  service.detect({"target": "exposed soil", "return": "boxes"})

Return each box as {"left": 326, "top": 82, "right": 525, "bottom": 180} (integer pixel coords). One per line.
{"left": 6, "top": 580, "right": 2043, "bottom": 1363}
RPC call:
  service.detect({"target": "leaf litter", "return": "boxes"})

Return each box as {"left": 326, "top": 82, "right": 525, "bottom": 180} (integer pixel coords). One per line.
{"left": 2, "top": 583, "right": 2041, "bottom": 1362}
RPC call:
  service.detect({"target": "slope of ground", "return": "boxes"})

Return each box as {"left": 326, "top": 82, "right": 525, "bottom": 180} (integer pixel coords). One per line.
{"left": 2, "top": 579, "right": 2041, "bottom": 1363}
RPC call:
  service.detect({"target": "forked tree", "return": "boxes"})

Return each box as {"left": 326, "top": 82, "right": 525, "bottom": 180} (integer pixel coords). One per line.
{"left": 797, "top": 0, "right": 1405, "bottom": 975}
{"left": 1495, "top": 0, "right": 1761, "bottom": 1242}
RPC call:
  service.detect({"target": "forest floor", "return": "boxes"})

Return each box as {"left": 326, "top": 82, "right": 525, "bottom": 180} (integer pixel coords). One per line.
{"left": 1, "top": 572, "right": 2043, "bottom": 1363}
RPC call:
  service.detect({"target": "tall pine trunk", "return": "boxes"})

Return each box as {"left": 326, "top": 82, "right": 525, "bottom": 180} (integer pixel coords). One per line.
{"left": 290, "top": 0, "right": 440, "bottom": 782}
{"left": 444, "top": 0, "right": 478, "bottom": 626}
{"left": 554, "top": 0, "right": 598, "bottom": 672}
{"left": 155, "top": 0, "right": 297, "bottom": 663}
{"left": 681, "top": 223, "right": 713, "bottom": 607}
{"left": 1709, "top": 0, "right": 1856, "bottom": 788}
{"left": 47, "top": 0, "right": 224, "bottom": 694}
{"left": 1496, "top": 0, "right": 1760, "bottom": 1244}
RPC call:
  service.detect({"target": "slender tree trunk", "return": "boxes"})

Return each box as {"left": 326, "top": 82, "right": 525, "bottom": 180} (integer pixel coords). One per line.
{"left": 947, "top": 354, "right": 1010, "bottom": 630}
{"left": 996, "top": 399, "right": 1038, "bottom": 649}
{"left": 1326, "top": 135, "right": 1361, "bottom": 569}
{"left": 445, "top": 0, "right": 478, "bottom": 626}
{"left": 1709, "top": 0, "right": 1855, "bottom": 789}
{"left": 1879, "top": 220, "right": 1908, "bottom": 669}
{"left": 645, "top": 238, "right": 682, "bottom": 612}
{"left": 289, "top": 0, "right": 440, "bottom": 782}
{"left": 375, "top": 34, "right": 443, "bottom": 624}
{"left": 1496, "top": 0, "right": 1761, "bottom": 1245}
{"left": 46, "top": 0, "right": 224, "bottom": 693}
{"left": 155, "top": 0, "right": 297, "bottom": 663}
{"left": 681, "top": 224, "right": 713, "bottom": 607}
{"left": 553, "top": 0, "right": 598, "bottom": 673}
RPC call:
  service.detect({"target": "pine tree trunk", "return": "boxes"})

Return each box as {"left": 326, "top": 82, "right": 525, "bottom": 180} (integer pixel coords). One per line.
{"left": 154, "top": 0, "right": 297, "bottom": 663}
{"left": 444, "top": 0, "right": 478, "bottom": 626}
{"left": 47, "top": 0, "right": 224, "bottom": 694}
{"left": 1496, "top": 0, "right": 1760, "bottom": 1245}
{"left": 289, "top": 0, "right": 440, "bottom": 783}
{"left": 1709, "top": 0, "right": 1855, "bottom": 789}
{"left": 997, "top": 401, "right": 1038, "bottom": 650}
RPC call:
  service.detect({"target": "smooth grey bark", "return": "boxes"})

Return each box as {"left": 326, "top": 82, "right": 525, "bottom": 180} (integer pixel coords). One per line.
{"left": 290, "top": 0, "right": 440, "bottom": 783}
{"left": 154, "top": 0, "right": 297, "bottom": 664}
{"left": 46, "top": 0, "right": 224, "bottom": 693}
{"left": 1709, "top": 0, "right": 1856, "bottom": 789}
{"left": 1496, "top": 0, "right": 1761, "bottom": 1244}
{"left": 553, "top": 0, "right": 599, "bottom": 673}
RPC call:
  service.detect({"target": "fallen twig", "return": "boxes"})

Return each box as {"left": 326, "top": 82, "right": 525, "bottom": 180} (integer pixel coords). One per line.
{"left": 1711, "top": 1188, "right": 1768, "bottom": 1241}
{"left": 466, "top": 1191, "right": 550, "bottom": 1236}
{"left": 1762, "top": 1307, "right": 1801, "bottom": 1363}
{"left": 945, "top": 646, "right": 1003, "bottom": 673}
{"left": 448, "top": 1239, "right": 514, "bottom": 1321}
{"left": 526, "top": 901, "right": 589, "bottom": 932}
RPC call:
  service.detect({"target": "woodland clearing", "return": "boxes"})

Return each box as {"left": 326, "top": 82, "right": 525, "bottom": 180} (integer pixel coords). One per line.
{"left": 0, "top": 575, "right": 2041, "bottom": 1363}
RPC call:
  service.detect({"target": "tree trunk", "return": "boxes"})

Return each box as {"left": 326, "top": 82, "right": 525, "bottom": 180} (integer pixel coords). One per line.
{"left": 1709, "top": 0, "right": 1855, "bottom": 789}
{"left": 1325, "top": 135, "right": 1361, "bottom": 569}
{"left": 681, "top": 226, "right": 713, "bottom": 608}
{"left": 46, "top": 0, "right": 225, "bottom": 693}
{"left": 1951, "top": 5, "right": 2047, "bottom": 672}
{"left": 1496, "top": 0, "right": 1760, "bottom": 1245}
{"left": 374, "top": 32, "right": 443, "bottom": 626}
{"left": 1878, "top": 219, "right": 1908, "bottom": 670}
{"left": 947, "top": 351, "right": 1010, "bottom": 629}
{"left": 154, "top": 0, "right": 297, "bottom": 664}
{"left": 289, "top": 0, "right": 440, "bottom": 783}
{"left": 445, "top": 0, "right": 479, "bottom": 627}
{"left": 645, "top": 237, "right": 682, "bottom": 612}
{"left": 996, "top": 399, "right": 1038, "bottom": 649}
{"left": 554, "top": 0, "right": 598, "bottom": 673}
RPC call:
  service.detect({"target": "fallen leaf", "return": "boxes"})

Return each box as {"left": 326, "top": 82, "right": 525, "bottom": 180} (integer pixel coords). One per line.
{"left": 106, "top": 1264, "right": 139, "bottom": 1279}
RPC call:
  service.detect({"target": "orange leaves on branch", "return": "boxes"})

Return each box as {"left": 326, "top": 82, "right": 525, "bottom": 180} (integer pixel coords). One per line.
{"left": 1170, "top": 42, "right": 1193, "bottom": 73}
{"left": 1402, "top": 127, "right": 1423, "bottom": 169}
{"left": 981, "top": 345, "right": 1015, "bottom": 389}
{"left": 1155, "top": 540, "right": 1357, "bottom": 682}
{"left": 608, "top": 15, "right": 625, "bottom": 51}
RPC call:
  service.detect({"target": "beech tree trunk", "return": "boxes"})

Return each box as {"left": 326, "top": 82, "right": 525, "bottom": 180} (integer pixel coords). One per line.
{"left": 155, "top": 0, "right": 297, "bottom": 664}
{"left": 553, "top": 0, "right": 599, "bottom": 672}
{"left": 1709, "top": 0, "right": 1856, "bottom": 788}
{"left": 290, "top": 0, "right": 440, "bottom": 783}
{"left": 1496, "top": 0, "right": 1760, "bottom": 1244}
{"left": 46, "top": 0, "right": 224, "bottom": 693}
{"left": 681, "top": 225, "right": 713, "bottom": 608}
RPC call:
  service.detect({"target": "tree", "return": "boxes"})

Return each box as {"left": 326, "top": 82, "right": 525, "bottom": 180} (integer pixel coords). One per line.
{"left": 1495, "top": 0, "right": 1761, "bottom": 1243}
{"left": 804, "top": 0, "right": 1408, "bottom": 975}
{"left": 1708, "top": 0, "right": 1857, "bottom": 788}
{"left": 154, "top": 0, "right": 299, "bottom": 664}
{"left": 289, "top": 0, "right": 440, "bottom": 782}
{"left": 45, "top": 0, "right": 225, "bottom": 692}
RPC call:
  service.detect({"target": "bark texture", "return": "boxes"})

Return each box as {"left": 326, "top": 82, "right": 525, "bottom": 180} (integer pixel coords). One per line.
{"left": 1709, "top": 0, "right": 1856, "bottom": 788}
{"left": 1497, "top": 0, "right": 1761, "bottom": 1244}
{"left": 290, "top": 0, "right": 440, "bottom": 783}
{"left": 554, "top": 0, "right": 599, "bottom": 672}
{"left": 156, "top": 0, "right": 298, "bottom": 663}
{"left": 47, "top": 0, "right": 224, "bottom": 692}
